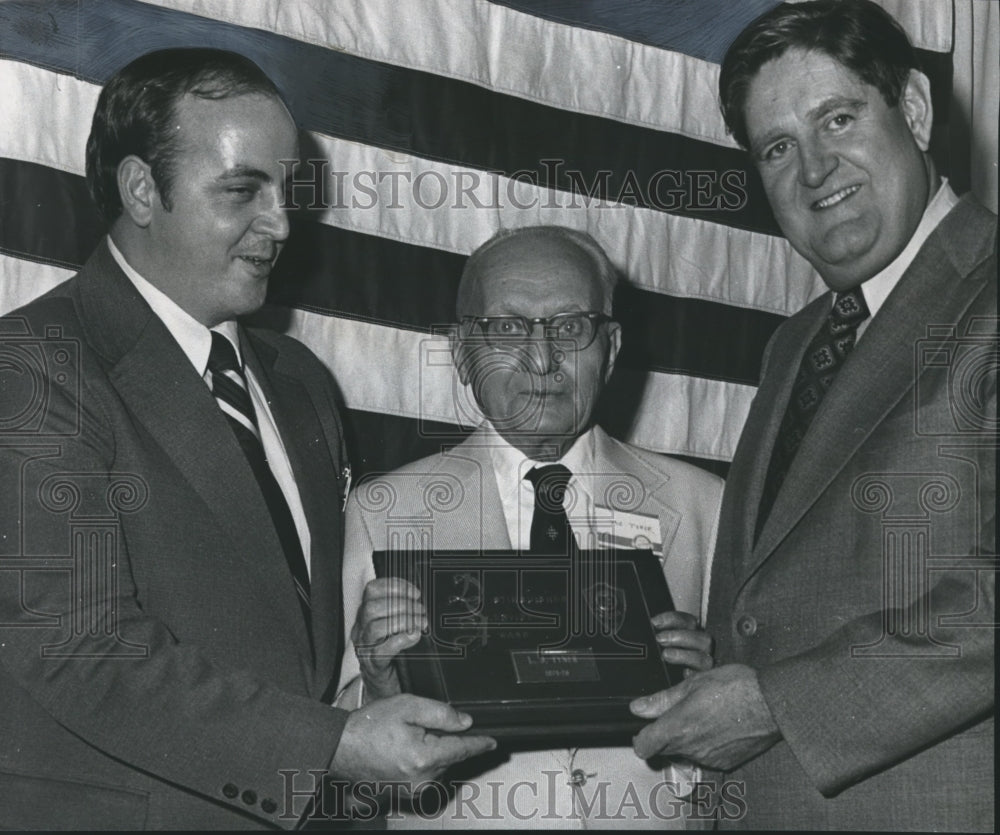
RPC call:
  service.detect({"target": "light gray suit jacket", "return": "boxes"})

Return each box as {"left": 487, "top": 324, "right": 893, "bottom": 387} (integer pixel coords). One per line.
{"left": 339, "top": 425, "right": 723, "bottom": 827}
{"left": 707, "top": 195, "right": 996, "bottom": 831}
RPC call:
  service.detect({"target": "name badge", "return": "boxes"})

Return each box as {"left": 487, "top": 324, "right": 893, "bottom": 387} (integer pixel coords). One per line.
{"left": 594, "top": 507, "right": 663, "bottom": 556}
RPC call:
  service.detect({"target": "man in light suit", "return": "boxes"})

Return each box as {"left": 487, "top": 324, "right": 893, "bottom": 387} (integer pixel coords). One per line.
{"left": 338, "top": 225, "right": 724, "bottom": 827}
{"left": 0, "top": 48, "right": 492, "bottom": 829}
{"left": 630, "top": 1, "right": 996, "bottom": 830}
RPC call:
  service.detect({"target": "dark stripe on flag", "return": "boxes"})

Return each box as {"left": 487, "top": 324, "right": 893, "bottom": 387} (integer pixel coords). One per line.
{"left": 0, "top": 157, "right": 782, "bottom": 385}
{"left": 0, "top": 2, "right": 774, "bottom": 233}
{"left": 0, "top": 4, "right": 955, "bottom": 230}
{"left": 488, "top": 0, "right": 782, "bottom": 62}
{"left": 0, "top": 157, "right": 105, "bottom": 271}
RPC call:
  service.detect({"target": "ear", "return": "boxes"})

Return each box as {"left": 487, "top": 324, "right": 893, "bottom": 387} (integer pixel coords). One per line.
{"left": 899, "top": 69, "right": 934, "bottom": 152}
{"left": 449, "top": 325, "right": 472, "bottom": 386}
{"left": 117, "top": 155, "right": 159, "bottom": 227}
{"left": 603, "top": 321, "right": 622, "bottom": 383}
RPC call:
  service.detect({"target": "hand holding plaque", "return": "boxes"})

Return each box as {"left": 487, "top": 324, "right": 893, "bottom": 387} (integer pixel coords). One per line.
{"left": 371, "top": 548, "right": 689, "bottom": 749}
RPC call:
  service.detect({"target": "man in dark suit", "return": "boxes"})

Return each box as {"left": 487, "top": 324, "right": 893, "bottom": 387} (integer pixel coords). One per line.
{"left": 0, "top": 48, "right": 492, "bottom": 829}
{"left": 629, "top": 1, "right": 995, "bottom": 830}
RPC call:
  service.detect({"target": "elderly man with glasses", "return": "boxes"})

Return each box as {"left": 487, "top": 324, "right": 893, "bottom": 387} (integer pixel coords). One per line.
{"left": 335, "top": 225, "right": 724, "bottom": 828}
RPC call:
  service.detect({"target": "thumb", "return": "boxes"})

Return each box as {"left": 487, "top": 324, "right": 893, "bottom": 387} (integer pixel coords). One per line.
{"left": 402, "top": 695, "right": 475, "bottom": 733}
{"left": 630, "top": 684, "right": 685, "bottom": 718}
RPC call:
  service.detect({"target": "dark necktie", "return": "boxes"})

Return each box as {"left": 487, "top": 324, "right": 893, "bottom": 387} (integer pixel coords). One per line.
{"left": 756, "top": 288, "right": 871, "bottom": 540}
{"left": 207, "top": 333, "right": 312, "bottom": 638}
{"left": 525, "top": 464, "right": 574, "bottom": 555}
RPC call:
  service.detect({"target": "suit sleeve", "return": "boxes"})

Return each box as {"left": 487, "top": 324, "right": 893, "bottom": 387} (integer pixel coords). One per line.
{"left": 0, "top": 354, "right": 349, "bottom": 828}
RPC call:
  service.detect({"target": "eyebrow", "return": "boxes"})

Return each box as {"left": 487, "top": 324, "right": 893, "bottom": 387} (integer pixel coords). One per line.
{"left": 216, "top": 165, "right": 272, "bottom": 183}
{"left": 806, "top": 96, "right": 868, "bottom": 122}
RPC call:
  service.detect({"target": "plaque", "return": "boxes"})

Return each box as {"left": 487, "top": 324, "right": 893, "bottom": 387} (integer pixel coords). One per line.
{"left": 372, "top": 549, "right": 682, "bottom": 747}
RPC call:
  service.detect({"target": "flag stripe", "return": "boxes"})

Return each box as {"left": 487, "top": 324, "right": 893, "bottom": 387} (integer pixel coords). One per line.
{"left": 139, "top": 0, "right": 952, "bottom": 143}
{"left": 0, "top": 2, "right": 955, "bottom": 234}
{"left": 1, "top": 155, "right": 783, "bottom": 384}
{"left": 490, "top": 0, "right": 953, "bottom": 56}
{"left": 0, "top": 62, "right": 826, "bottom": 317}
{"left": 266, "top": 307, "right": 756, "bottom": 462}
{"left": 490, "top": 0, "right": 784, "bottom": 61}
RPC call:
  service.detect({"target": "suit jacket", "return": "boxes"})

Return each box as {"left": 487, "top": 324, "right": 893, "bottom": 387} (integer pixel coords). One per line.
{"left": 339, "top": 425, "right": 723, "bottom": 828}
{"left": 0, "top": 240, "right": 351, "bottom": 829}
{"left": 706, "top": 195, "right": 996, "bottom": 831}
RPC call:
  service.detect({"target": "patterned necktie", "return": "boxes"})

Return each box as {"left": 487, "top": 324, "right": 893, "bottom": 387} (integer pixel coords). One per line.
{"left": 525, "top": 464, "right": 574, "bottom": 555}
{"left": 207, "top": 332, "right": 312, "bottom": 638}
{"left": 756, "top": 288, "right": 870, "bottom": 540}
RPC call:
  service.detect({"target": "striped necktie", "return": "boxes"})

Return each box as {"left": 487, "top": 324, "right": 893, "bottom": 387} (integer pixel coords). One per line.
{"left": 755, "top": 287, "right": 870, "bottom": 541}
{"left": 207, "top": 332, "right": 312, "bottom": 641}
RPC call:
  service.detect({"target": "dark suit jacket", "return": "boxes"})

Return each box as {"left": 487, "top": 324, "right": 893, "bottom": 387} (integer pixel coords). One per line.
{"left": 0, "top": 241, "right": 351, "bottom": 829}
{"left": 706, "top": 195, "right": 996, "bottom": 831}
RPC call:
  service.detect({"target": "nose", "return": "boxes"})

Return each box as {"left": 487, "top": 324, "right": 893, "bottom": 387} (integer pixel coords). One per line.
{"left": 798, "top": 138, "right": 838, "bottom": 189}
{"left": 254, "top": 189, "right": 291, "bottom": 241}
{"left": 521, "top": 326, "right": 559, "bottom": 375}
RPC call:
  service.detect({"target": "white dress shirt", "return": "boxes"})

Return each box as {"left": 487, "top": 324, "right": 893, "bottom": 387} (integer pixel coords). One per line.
{"left": 107, "top": 237, "right": 312, "bottom": 574}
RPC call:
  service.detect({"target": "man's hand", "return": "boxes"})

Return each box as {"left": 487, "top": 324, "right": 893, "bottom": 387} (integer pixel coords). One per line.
{"left": 630, "top": 663, "right": 781, "bottom": 770}
{"left": 352, "top": 578, "right": 426, "bottom": 701}
{"left": 652, "top": 610, "right": 713, "bottom": 674}
{"left": 330, "top": 694, "right": 496, "bottom": 785}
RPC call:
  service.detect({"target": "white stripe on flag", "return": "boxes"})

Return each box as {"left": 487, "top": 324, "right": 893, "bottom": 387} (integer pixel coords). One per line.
{"left": 278, "top": 307, "right": 754, "bottom": 462}
{"left": 0, "top": 59, "right": 826, "bottom": 316}
{"left": 139, "top": 0, "right": 952, "bottom": 144}
{"left": 0, "top": 255, "right": 74, "bottom": 316}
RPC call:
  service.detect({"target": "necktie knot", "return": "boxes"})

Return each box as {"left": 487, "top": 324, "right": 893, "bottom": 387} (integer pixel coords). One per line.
{"left": 525, "top": 464, "right": 572, "bottom": 513}
{"left": 208, "top": 331, "right": 242, "bottom": 375}
{"left": 828, "top": 287, "right": 870, "bottom": 334}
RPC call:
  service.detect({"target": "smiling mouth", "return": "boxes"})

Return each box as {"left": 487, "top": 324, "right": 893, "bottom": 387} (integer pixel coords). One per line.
{"left": 812, "top": 185, "right": 861, "bottom": 210}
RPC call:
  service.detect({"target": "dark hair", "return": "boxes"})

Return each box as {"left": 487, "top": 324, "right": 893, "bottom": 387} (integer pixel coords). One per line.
{"left": 719, "top": 0, "right": 919, "bottom": 150}
{"left": 457, "top": 225, "right": 619, "bottom": 318}
{"left": 85, "top": 48, "right": 285, "bottom": 223}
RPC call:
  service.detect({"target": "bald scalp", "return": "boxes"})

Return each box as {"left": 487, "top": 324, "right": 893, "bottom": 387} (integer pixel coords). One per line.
{"left": 456, "top": 226, "right": 617, "bottom": 318}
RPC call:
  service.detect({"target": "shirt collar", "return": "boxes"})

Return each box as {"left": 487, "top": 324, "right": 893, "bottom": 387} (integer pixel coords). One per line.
{"left": 858, "top": 179, "right": 959, "bottom": 317}
{"left": 107, "top": 236, "right": 242, "bottom": 375}
{"left": 483, "top": 422, "right": 598, "bottom": 506}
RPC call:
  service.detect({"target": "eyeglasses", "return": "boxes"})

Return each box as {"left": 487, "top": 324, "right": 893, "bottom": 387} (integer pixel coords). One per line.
{"left": 460, "top": 312, "right": 613, "bottom": 351}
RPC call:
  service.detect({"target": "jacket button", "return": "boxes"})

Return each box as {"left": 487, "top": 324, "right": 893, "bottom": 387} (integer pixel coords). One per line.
{"left": 222, "top": 783, "right": 239, "bottom": 799}
{"left": 242, "top": 789, "right": 258, "bottom": 806}
{"left": 736, "top": 615, "right": 758, "bottom": 637}
{"left": 261, "top": 798, "right": 278, "bottom": 814}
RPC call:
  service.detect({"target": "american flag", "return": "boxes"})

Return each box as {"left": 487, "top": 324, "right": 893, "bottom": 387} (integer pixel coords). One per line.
{"left": 0, "top": 0, "right": 962, "bottom": 480}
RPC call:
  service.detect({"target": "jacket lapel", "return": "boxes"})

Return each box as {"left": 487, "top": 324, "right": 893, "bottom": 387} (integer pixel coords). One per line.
{"left": 76, "top": 243, "right": 312, "bottom": 663}
{"left": 589, "top": 426, "right": 673, "bottom": 542}
{"left": 718, "top": 304, "right": 826, "bottom": 582}
{"left": 243, "top": 332, "right": 343, "bottom": 696}
{"left": 750, "top": 197, "right": 995, "bottom": 575}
